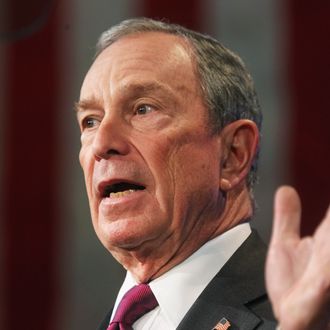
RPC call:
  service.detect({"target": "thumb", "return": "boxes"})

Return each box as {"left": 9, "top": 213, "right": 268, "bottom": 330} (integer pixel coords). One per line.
{"left": 271, "top": 185, "right": 301, "bottom": 244}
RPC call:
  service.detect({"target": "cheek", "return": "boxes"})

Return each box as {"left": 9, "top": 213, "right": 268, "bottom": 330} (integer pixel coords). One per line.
{"left": 143, "top": 135, "right": 178, "bottom": 188}
{"left": 137, "top": 131, "right": 220, "bottom": 210}
{"left": 167, "top": 137, "right": 222, "bottom": 222}
{"left": 171, "top": 149, "right": 218, "bottom": 197}
{"left": 79, "top": 150, "right": 100, "bottom": 232}
{"left": 79, "top": 146, "right": 95, "bottom": 201}
{"left": 167, "top": 130, "right": 220, "bottom": 182}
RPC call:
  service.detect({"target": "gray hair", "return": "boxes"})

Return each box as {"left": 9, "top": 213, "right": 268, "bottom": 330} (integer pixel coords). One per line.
{"left": 96, "top": 18, "right": 262, "bottom": 192}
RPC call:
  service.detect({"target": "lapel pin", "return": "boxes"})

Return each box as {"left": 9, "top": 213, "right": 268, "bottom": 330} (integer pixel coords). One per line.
{"left": 212, "top": 317, "right": 231, "bottom": 330}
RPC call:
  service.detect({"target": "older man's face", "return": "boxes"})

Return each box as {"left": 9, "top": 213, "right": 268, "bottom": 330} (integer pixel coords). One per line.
{"left": 77, "top": 32, "right": 225, "bottom": 274}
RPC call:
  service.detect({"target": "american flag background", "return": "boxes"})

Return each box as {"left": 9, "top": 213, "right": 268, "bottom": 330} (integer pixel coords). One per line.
{"left": 1, "top": 0, "right": 330, "bottom": 329}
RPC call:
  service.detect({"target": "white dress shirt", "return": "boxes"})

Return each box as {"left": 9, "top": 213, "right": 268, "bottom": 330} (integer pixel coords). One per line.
{"left": 111, "top": 223, "right": 251, "bottom": 329}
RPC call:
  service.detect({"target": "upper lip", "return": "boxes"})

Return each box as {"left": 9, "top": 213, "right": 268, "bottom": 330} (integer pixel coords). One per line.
{"left": 97, "top": 179, "right": 146, "bottom": 198}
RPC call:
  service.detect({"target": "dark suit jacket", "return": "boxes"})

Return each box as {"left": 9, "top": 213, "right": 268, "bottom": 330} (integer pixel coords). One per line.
{"left": 98, "top": 230, "right": 277, "bottom": 330}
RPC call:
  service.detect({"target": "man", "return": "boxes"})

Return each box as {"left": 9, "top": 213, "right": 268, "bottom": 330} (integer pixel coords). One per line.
{"left": 75, "top": 18, "right": 330, "bottom": 329}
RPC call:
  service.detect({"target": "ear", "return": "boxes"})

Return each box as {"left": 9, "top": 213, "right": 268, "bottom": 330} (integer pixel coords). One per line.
{"left": 219, "top": 119, "right": 259, "bottom": 191}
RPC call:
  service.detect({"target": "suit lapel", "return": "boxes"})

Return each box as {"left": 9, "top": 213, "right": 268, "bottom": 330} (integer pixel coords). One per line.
{"left": 177, "top": 230, "right": 276, "bottom": 330}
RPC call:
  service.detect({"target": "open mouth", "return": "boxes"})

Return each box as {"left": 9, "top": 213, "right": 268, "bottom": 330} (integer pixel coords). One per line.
{"left": 102, "top": 182, "right": 145, "bottom": 198}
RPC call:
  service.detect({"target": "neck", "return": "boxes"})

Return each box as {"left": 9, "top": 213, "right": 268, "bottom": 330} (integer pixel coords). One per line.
{"left": 111, "top": 185, "right": 252, "bottom": 283}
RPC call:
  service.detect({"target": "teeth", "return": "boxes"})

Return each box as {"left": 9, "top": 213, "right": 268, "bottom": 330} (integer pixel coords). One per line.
{"left": 109, "top": 189, "right": 136, "bottom": 198}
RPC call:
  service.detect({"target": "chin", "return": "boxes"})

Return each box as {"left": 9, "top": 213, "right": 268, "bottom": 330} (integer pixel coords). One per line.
{"left": 98, "top": 224, "right": 150, "bottom": 251}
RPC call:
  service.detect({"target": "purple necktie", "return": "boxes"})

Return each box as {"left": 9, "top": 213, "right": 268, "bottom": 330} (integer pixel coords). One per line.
{"left": 107, "top": 283, "right": 158, "bottom": 330}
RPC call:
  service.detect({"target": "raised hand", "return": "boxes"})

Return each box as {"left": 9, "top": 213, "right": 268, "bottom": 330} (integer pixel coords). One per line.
{"left": 266, "top": 186, "right": 330, "bottom": 330}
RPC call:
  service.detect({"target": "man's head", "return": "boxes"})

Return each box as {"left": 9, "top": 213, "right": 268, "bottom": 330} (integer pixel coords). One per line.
{"left": 76, "top": 18, "right": 260, "bottom": 282}
{"left": 97, "top": 18, "right": 262, "bottom": 188}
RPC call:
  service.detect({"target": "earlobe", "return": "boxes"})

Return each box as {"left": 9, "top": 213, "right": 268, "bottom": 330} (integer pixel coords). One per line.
{"left": 219, "top": 120, "right": 259, "bottom": 191}
{"left": 220, "top": 178, "right": 232, "bottom": 191}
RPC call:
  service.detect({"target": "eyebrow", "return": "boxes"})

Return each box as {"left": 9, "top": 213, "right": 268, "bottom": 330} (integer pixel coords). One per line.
{"left": 74, "top": 81, "right": 177, "bottom": 113}
{"left": 121, "top": 82, "right": 173, "bottom": 96}
{"left": 74, "top": 97, "right": 103, "bottom": 113}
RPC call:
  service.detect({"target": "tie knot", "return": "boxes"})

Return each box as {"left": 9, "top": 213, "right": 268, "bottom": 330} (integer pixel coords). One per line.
{"left": 111, "top": 284, "right": 158, "bottom": 328}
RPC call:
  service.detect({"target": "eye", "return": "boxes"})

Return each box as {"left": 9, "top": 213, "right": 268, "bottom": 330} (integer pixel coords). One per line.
{"left": 135, "top": 104, "right": 154, "bottom": 115}
{"left": 81, "top": 117, "right": 99, "bottom": 130}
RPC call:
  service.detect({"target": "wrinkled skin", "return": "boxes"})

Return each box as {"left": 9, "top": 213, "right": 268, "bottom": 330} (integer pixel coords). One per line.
{"left": 77, "top": 32, "right": 257, "bottom": 282}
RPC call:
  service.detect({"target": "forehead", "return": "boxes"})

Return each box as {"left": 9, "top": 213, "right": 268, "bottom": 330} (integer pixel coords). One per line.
{"left": 80, "top": 32, "right": 200, "bottom": 100}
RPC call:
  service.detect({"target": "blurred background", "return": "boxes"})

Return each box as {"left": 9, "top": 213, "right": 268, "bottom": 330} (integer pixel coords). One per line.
{"left": 0, "top": 0, "right": 329, "bottom": 329}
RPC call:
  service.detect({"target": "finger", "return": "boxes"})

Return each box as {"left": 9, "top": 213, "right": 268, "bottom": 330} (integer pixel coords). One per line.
{"left": 271, "top": 185, "right": 302, "bottom": 244}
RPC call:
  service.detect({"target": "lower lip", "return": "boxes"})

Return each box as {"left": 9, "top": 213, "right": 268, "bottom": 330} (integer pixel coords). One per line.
{"left": 99, "top": 189, "right": 145, "bottom": 214}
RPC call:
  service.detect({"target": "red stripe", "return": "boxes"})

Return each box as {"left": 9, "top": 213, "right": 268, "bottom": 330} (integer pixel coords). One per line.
{"left": 287, "top": 1, "right": 330, "bottom": 235}
{"left": 3, "top": 1, "right": 63, "bottom": 329}
{"left": 141, "top": 0, "right": 203, "bottom": 30}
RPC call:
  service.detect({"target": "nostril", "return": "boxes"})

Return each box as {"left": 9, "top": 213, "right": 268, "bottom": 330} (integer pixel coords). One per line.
{"left": 94, "top": 154, "right": 102, "bottom": 162}
{"left": 92, "top": 124, "right": 130, "bottom": 159}
{"left": 93, "top": 148, "right": 122, "bottom": 161}
{"left": 107, "top": 149, "right": 121, "bottom": 155}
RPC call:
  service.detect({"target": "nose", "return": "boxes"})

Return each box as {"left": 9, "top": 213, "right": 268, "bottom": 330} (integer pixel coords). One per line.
{"left": 92, "top": 115, "right": 130, "bottom": 161}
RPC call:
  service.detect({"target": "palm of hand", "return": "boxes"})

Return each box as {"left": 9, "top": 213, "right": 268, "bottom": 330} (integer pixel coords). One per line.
{"left": 266, "top": 187, "right": 330, "bottom": 330}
